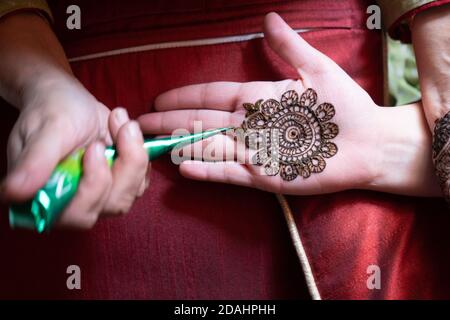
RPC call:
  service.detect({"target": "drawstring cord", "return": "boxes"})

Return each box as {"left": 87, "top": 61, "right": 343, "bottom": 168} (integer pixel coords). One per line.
{"left": 275, "top": 193, "right": 321, "bottom": 300}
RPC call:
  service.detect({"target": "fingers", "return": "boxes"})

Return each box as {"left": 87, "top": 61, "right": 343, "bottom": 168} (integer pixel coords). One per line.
{"left": 2, "top": 119, "right": 75, "bottom": 201}
{"left": 179, "top": 159, "right": 322, "bottom": 195}
{"left": 58, "top": 142, "right": 112, "bottom": 229}
{"left": 109, "top": 107, "right": 129, "bottom": 139}
{"left": 180, "top": 160, "right": 254, "bottom": 187}
{"left": 138, "top": 109, "right": 243, "bottom": 134}
{"left": 263, "top": 12, "right": 329, "bottom": 74}
{"left": 154, "top": 79, "right": 294, "bottom": 114}
{"left": 154, "top": 81, "right": 245, "bottom": 111}
{"left": 137, "top": 163, "right": 151, "bottom": 197}
{"left": 60, "top": 108, "right": 149, "bottom": 228}
{"left": 104, "top": 120, "right": 148, "bottom": 215}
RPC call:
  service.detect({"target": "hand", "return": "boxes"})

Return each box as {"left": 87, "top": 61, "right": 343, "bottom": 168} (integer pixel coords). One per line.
{"left": 139, "top": 13, "right": 439, "bottom": 197}
{"left": 2, "top": 74, "right": 149, "bottom": 229}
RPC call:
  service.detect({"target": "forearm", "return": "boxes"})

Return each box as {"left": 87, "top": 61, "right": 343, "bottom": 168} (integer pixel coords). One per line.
{"left": 369, "top": 102, "right": 441, "bottom": 197}
{"left": 0, "top": 11, "right": 72, "bottom": 109}
{"left": 411, "top": 5, "right": 450, "bottom": 201}
{"left": 412, "top": 5, "right": 450, "bottom": 127}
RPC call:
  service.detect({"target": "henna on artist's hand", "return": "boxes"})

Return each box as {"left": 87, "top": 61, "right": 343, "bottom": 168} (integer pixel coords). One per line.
{"left": 241, "top": 88, "right": 338, "bottom": 181}
{"left": 432, "top": 111, "right": 450, "bottom": 202}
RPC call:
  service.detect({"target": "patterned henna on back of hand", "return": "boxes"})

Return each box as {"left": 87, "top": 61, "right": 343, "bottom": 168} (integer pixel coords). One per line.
{"left": 241, "top": 88, "right": 339, "bottom": 181}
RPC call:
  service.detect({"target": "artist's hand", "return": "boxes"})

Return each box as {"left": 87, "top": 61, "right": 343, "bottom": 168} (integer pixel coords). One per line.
{"left": 0, "top": 12, "right": 149, "bottom": 229}
{"left": 139, "top": 12, "right": 439, "bottom": 197}
{"left": 2, "top": 75, "right": 149, "bottom": 229}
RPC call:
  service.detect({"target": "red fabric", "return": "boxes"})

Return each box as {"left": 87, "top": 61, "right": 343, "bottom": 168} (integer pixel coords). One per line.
{"left": 289, "top": 192, "right": 450, "bottom": 299}
{"left": 0, "top": 0, "right": 448, "bottom": 300}
{"left": 388, "top": 0, "right": 450, "bottom": 42}
{"left": 48, "top": 0, "right": 366, "bottom": 59}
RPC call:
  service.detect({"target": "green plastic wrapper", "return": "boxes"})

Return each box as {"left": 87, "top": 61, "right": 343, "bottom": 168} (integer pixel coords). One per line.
{"left": 9, "top": 127, "right": 231, "bottom": 233}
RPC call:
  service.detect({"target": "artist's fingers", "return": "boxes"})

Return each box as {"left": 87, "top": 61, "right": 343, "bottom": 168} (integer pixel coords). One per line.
{"left": 263, "top": 12, "right": 330, "bottom": 75}
{"left": 109, "top": 109, "right": 150, "bottom": 207}
{"left": 6, "top": 124, "right": 23, "bottom": 168}
{"left": 2, "top": 120, "right": 77, "bottom": 202}
{"left": 179, "top": 161, "right": 255, "bottom": 187}
{"left": 103, "top": 121, "right": 148, "bottom": 215}
{"left": 58, "top": 142, "right": 112, "bottom": 229}
{"left": 137, "top": 164, "right": 151, "bottom": 197}
{"left": 109, "top": 107, "right": 129, "bottom": 139}
{"left": 138, "top": 110, "right": 243, "bottom": 134}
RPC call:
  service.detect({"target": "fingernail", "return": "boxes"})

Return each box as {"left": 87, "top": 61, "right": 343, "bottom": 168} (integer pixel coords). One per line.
{"left": 95, "top": 142, "right": 105, "bottom": 159}
{"left": 127, "top": 121, "right": 141, "bottom": 138}
{"left": 115, "top": 108, "right": 129, "bottom": 125}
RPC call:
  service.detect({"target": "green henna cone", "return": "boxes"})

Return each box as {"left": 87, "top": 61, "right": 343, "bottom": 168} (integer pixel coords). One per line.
{"left": 9, "top": 127, "right": 232, "bottom": 233}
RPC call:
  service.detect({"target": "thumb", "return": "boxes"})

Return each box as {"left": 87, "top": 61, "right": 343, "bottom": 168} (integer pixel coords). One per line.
{"left": 263, "top": 12, "right": 330, "bottom": 75}
{"left": 2, "top": 123, "right": 76, "bottom": 202}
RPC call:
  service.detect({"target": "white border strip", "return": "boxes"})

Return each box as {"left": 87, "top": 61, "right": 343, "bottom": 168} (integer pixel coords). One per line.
{"left": 276, "top": 194, "right": 321, "bottom": 300}
{"left": 68, "top": 28, "right": 310, "bottom": 62}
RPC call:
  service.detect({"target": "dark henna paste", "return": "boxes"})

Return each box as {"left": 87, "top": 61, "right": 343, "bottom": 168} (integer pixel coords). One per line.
{"left": 432, "top": 111, "right": 450, "bottom": 202}
{"left": 241, "top": 88, "right": 339, "bottom": 181}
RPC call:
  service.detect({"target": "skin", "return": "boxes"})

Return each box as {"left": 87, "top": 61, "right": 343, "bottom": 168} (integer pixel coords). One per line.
{"left": 411, "top": 4, "right": 450, "bottom": 199}
{"left": 412, "top": 4, "right": 450, "bottom": 128}
{"left": 0, "top": 12, "right": 150, "bottom": 229}
{"left": 139, "top": 13, "right": 441, "bottom": 197}
{"left": 0, "top": 10, "right": 444, "bottom": 231}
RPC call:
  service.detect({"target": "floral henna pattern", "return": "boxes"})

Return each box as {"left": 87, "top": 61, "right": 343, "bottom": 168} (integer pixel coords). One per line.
{"left": 241, "top": 88, "right": 339, "bottom": 181}
{"left": 432, "top": 111, "right": 450, "bottom": 203}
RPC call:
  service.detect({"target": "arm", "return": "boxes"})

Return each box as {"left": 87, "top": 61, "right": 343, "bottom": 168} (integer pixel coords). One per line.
{"left": 412, "top": 5, "right": 450, "bottom": 127}
{"left": 372, "top": 102, "right": 439, "bottom": 196}
{"left": 0, "top": 12, "right": 149, "bottom": 229}
{"left": 411, "top": 5, "right": 450, "bottom": 200}
{"left": 0, "top": 11, "right": 71, "bottom": 107}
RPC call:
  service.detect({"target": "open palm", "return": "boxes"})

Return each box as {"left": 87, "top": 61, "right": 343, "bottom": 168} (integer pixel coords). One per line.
{"left": 139, "top": 13, "right": 386, "bottom": 195}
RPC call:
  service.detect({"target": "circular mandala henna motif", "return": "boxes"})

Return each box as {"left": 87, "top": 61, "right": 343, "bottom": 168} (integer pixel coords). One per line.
{"left": 322, "top": 122, "right": 339, "bottom": 139}
{"left": 264, "top": 160, "right": 280, "bottom": 176}
{"left": 261, "top": 99, "right": 281, "bottom": 116}
{"left": 242, "top": 88, "right": 339, "bottom": 181}
{"left": 307, "top": 155, "right": 326, "bottom": 173}
{"left": 298, "top": 164, "right": 311, "bottom": 178}
{"left": 265, "top": 106, "right": 321, "bottom": 162}
{"left": 246, "top": 112, "right": 266, "bottom": 129}
{"left": 252, "top": 147, "right": 269, "bottom": 165}
{"left": 320, "top": 142, "right": 338, "bottom": 158}
{"left": 281, "top": 90, "right": 298, "bottom": 107}
{"left": 300, "top": 88, "right": 317, "bottom": 108}
{"left": 280, "top": 164, "right": 298, "bottom": 181}
{"left": 315, "top": 103, "right": 335, "bottom": 122}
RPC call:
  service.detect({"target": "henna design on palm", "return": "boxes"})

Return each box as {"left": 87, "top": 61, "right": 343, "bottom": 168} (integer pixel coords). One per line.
{"left": 241, "top": 88, "right": 339, "bottom": 181}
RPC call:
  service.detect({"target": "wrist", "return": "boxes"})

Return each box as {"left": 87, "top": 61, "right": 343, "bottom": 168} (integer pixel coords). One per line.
{"left": 412, "top": 4, "right": 450, "bottom": 127}
{"left": 0, "top": 11, "right": 72, "bottom": 109}
{"left": 367, "top": 103, "right": 441, "bottom": 196}
{"left": 20, "top": 69, "right": 80, "bottom": 110}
